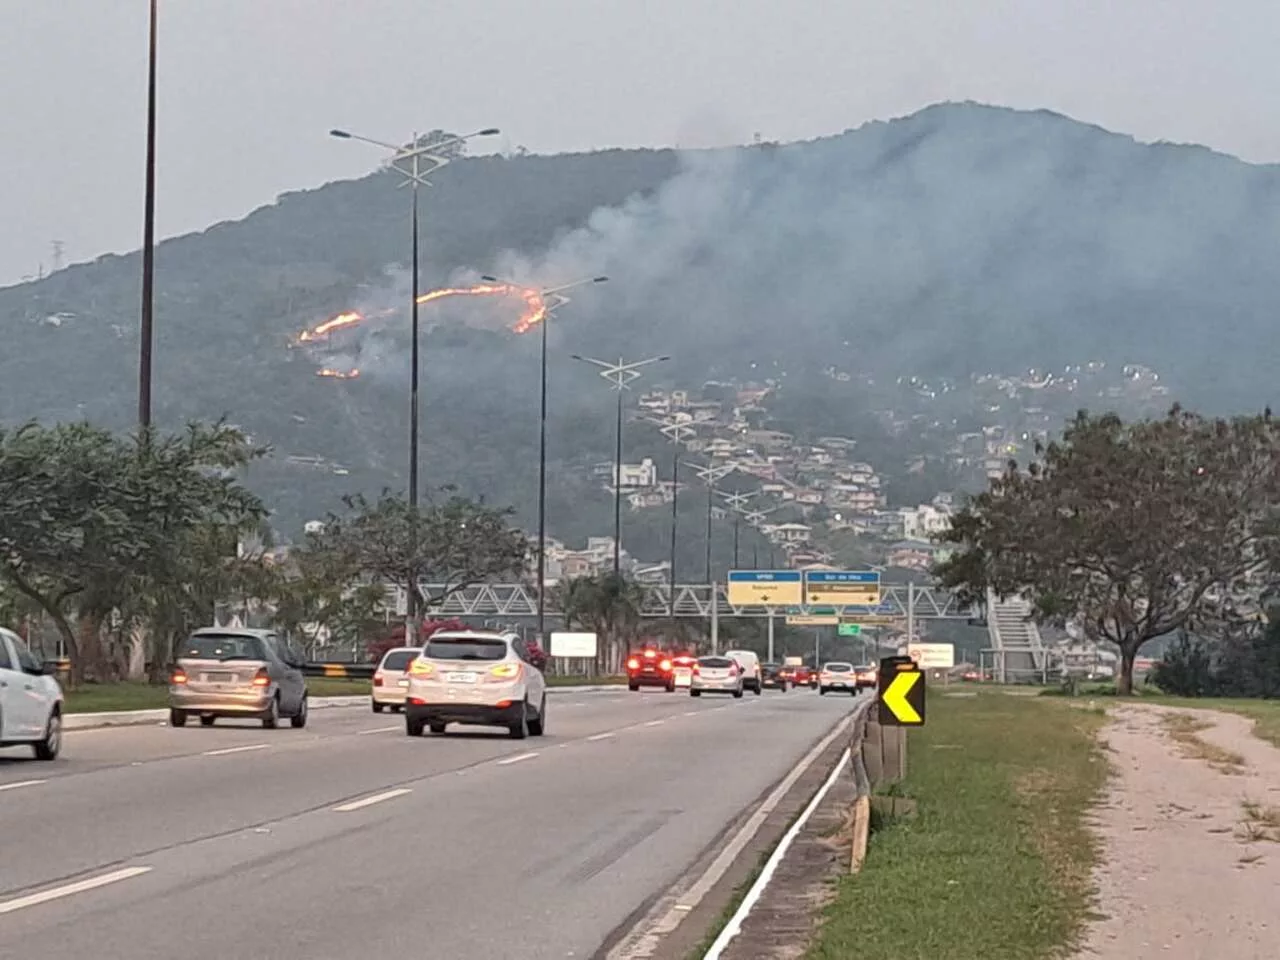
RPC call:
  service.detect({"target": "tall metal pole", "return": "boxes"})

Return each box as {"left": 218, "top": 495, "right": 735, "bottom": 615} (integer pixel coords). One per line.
{"left": 613, "top": 385, "right": 623, "bottom": 578}
{"left": 705, "top": 483, "right": 713, "bottom": 583}
{"left": 668, "top": 451, "right": 679, "bottom": 629}
{"left": 137, "top": 0, "right": 158, "bottom": 430}
{"left": 536, "top": 305, "right": 549, "bottom": 641}
{"left": 405, "top": 159, "right": 421, "bottom": 644}
{"left": 733, "top": 513, "right": 741, "bottom": 567}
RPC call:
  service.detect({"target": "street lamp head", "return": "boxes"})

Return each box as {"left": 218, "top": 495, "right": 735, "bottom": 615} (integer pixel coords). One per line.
{"left": 477, "top": 128, "right": 501, "bottom": 137}
{"left": 592, "top": 276, "right": 609, "bottom": 284}
{"left": 329, "top": 129, "right": 352, "bottom": 139}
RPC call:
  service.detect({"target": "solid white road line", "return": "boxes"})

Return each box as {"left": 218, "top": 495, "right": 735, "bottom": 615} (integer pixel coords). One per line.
{"left": 332, "top": 788, "right": 413, "bottom": 813}
{"left": 606, "top": 708, "right": 858, "bottom": 959}
{"left": 358, "top": 725, "right": 402, "bottom": 735}
{"left": 202, "top": 743, "right": 269, "bottom": 757}
{"left": 497, "top": 752, "right": 539, "bottom": 766}
{"left": 703, "top": 748, "right": 851, "bottom": 959}
{"left": 0, "top": 779, "right": 46, "bottom": 793}
{"left": 587, "top": 732, "right": 615, "bottom": 742}
{"left": 0, "top": 867, "right": 153, "bottom": 916}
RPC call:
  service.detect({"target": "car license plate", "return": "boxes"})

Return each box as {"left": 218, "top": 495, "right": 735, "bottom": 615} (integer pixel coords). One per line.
{"left": 206, "top": 672, "right": 233, "bottom": 682}
{"left": 446, "top": 672, "right": 477, "bottom": 684}
{"left": 397, "top": 679, "right": 409, "bottom": 687}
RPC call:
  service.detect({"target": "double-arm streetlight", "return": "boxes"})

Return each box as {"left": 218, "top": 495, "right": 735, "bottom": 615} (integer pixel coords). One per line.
{"left": 689, "top": 460, "right": 736, "bottom": 583}
{"left": 719, "top": 489, "right": 758, "bottom": 568}
{"left": 330, "top": 125, "right": 499, "bottom": 640}
{"left": 480, "top": 275, "right": 609, "bottom": 642}
{"left": 646, "top": 417, "right": 697, "bottom": 625}
{"left": 571, "top": 354, "right": 670, "bottom": 577}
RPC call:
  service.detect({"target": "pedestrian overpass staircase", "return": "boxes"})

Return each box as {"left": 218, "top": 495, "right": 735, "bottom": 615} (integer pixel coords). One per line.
{"left": 986, "top": 589, "right": 1048, "bottom": 682}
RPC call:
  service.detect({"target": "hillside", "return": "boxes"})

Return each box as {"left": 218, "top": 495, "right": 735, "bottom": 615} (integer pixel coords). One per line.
{"left": 2, "top": 101, "right": 1278, "bottom": 536}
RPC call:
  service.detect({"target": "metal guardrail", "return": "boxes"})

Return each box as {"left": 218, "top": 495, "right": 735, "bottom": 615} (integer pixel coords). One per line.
{"left": 302, "top": 662, "right": 376, "bottom": 679}
{"left": 848, "top": 694, "right": 910, "bottom": 872}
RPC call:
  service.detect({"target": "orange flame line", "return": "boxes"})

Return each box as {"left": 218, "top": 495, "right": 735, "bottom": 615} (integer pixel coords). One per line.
{"left": 296, "top": 284, "right": 547, "bottom": 346}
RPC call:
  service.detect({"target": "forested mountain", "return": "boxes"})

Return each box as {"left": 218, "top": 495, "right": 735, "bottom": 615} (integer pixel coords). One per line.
{"left": 2, "top": 101, "right": 1277, "bottom": 538}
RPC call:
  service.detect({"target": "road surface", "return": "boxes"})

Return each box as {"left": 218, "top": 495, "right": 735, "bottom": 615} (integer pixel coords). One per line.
{"left": 0, "top": 688, "right": 859, "bottom": 959}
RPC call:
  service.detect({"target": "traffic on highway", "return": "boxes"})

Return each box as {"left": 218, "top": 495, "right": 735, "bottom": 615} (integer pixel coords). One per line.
{"left": 0, "top": 625, "right": 870, "bottom": 959}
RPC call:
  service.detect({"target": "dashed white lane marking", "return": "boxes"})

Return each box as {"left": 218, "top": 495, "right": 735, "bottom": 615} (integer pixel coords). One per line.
{"left": 683, "top": 711, "right": 699, "bottom": 717}
{"left": 497, "top": 752, "right": 539, "bottom": 766}
{"left": 0, "top": 867, "right": 153, "bottom": 915}
{"left": 587, "top": 732, "right": 615, "bottom": 742}
{"left": 333, "top": 788, "right": 412, "bottom": 812}
{"left": 644, "top": 720, "right": 664, "bottom": 727}
{"left": 0, "top": 779, "right": 46, "bottom": 793}
{"left": 202, "top": 743, "right": 269, "bottom": 757}
{"left": 358, "top": 725, "right": 402, "bottom": 735}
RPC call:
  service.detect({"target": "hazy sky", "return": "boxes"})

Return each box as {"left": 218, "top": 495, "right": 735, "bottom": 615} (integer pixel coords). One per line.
{"left": 4, "top": 0, "right": 1279, "bottom": 286}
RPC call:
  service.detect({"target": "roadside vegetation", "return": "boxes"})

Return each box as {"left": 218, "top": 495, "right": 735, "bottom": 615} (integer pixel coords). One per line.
{"left": 808, "top": 692, "right": 1107, "bottom": 960}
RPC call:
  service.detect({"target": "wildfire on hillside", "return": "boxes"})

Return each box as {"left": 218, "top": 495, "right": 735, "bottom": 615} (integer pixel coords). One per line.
{"left": 295, "top": 283, "right": 547, "bottom": 347}
{"left": 317, "top": 367, "right": 360, "bottom": 380}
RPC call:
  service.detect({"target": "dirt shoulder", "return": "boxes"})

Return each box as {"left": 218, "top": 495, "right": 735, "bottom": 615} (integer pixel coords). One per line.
{"left": 1078, "top": 704, "right": 1280, "bottom": 960}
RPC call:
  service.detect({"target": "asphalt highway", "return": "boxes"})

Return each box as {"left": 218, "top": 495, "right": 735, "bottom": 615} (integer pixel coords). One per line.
{"left": 0, "top": 687, "right": 860, "bottom": 960}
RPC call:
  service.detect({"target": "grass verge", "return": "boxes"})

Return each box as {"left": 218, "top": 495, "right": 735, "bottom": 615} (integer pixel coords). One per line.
{"left": 807, "top": 692, "right": 1108, "bottom": 960}
{"left": 1159, "top": 712, "right": 1247, "bottom": 774}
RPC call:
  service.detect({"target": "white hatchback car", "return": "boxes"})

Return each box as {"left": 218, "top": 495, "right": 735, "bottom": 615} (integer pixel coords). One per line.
{"left": 403, "top": 631, "right": 547, "bottom": 739}
{"left": 371, "top": 646, "right": 421, "bottom": 713}
{"left": 0, "top": 627, "right": 64, "bottom": 761}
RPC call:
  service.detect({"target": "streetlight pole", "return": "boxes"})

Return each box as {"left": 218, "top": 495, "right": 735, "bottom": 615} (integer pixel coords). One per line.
{"left": 719, "top": 489, "right": 757, "bottom": 569}
{"left": 690, "top": 461, "right": 735, "bottom": 583}
{"left": 571, "top": 354, "right": 670, "bottom": 578}
{"left": 137, "top": 0, "right": 158, "bottom": 430}
{"left": 481, "top": 276, "right": 609, "bottom": 643}
{"left": 650, "top": 418, "right": 696, "bottom": 629}
{"left": 330, "top": 125, "right": 499, "bottom": 642}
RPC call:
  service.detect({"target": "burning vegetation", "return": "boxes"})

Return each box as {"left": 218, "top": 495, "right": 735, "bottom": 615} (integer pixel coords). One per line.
{"left": 297, "top": 284, "right": 547, "bottom": 379}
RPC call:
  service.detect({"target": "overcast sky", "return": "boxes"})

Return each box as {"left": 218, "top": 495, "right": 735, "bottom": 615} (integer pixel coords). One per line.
{"left": 4, "top": 0, "right": 1279, "bottom": 287}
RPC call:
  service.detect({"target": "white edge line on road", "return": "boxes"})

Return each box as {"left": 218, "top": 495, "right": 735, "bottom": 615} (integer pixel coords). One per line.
{"left": 497, "top": 752, "right": 539, "bottom": 766}
{"left": 0, "top": 779, "right": 46, "bottom": 793}
{"left": 587, "top": 732, "right": 615, "bottom": 742}
{"left": 332, "top": 788, "right": 412, "bottom": 812}
{"left": 703, "top": 748, "right": 851, "bottom": 960}
{"left": 607, "top": 709, "right": 857, "bottom": 960}
{"left": 358, "top": 725, "right": 402, "bottom": 735}
{"left": 202, "top": 743, "right": 269, "bottom": 757}
{"left": 0, "top": 867, "right": 153, "bottom": 916}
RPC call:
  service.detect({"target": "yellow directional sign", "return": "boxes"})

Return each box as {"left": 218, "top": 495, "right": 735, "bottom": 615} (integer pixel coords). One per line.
{"left": 877, "top": 656, "right": 926, "bottom": 726}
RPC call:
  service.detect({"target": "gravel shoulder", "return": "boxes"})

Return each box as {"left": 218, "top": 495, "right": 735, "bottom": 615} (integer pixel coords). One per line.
{"left": 1078, "top": 704, "right": 1280, "bottom": 960}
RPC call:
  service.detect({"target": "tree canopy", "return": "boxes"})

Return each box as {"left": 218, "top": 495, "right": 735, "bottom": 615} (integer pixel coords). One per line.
{"left": 935, "top": 407, "right": 1280, "bottom": 693}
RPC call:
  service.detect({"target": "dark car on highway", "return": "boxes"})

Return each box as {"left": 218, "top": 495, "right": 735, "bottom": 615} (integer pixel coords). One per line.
{"left": 761, "top": 662, "right": 790, "bottom": 691}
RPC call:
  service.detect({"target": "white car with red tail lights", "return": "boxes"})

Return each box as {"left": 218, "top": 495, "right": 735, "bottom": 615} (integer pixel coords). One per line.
{"left": 689, "top": 655, "right": 745, "bottom": 698}
{"left": 371, "top": 646, "right": 420, "bottom": 713}
{"left": 403, "top": 631, "right": 547, "bottom": 740}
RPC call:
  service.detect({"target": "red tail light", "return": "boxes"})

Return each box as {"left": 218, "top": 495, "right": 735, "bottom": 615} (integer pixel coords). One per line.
{"left": 626, "top": 657, "right": 640, "bottom": 671}
{"left": 251, "top": 668, "right": 270, "bottom": 687}
{"left": 373, "top": 673, "right": 384, "bottom": 687}
{"left": 727, "top": 665, "right": 739, "bottom": 677}
{"left": 659, "top": 659, "right": 673, "bottom": 672}
{"left": 692, "top": 664, "right": 701, "bottom": 675}
{"left": 170, "top": 668, "right": 187, "bottom": 685}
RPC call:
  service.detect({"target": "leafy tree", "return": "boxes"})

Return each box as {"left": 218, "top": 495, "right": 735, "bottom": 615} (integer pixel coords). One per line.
{"left": 270, "top": 530, "right": 386, "bottom": 659}
{"left": 935, "top": 407, "right": 1280, "bottom": 694}
{"left": 312, "top": 488, "right": 528, "bottom": 613}
{"left": 557, "top": 572, "right": 645, "bottom": 672}
{"left": 0, "top": 421, "right": 265, "bottom": 684}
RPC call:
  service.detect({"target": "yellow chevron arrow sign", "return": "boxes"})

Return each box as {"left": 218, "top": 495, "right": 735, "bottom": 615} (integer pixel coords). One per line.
{"left": 878, "top": 661, "right": 926, "bottom": 726}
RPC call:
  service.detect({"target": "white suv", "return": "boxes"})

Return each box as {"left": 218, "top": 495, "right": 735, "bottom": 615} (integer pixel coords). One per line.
{"left": 0, "top": 628, "right": 64, "bottom": 760}
{"left": 403, "top": 631, "right": 547, "bottom": 740}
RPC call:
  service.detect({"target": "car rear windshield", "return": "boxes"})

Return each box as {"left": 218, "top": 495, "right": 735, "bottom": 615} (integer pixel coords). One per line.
{"left": 424, "top": 638, "right": 508, "bottom": 661}
{"left": 380, "top": 650, "right": 418, "bottom": 671}
{"left": 183, "top": 635, "right": 266, "bottom": 661}
{"left": 699, "top": 657, "right": 734, "bottom": 668}
{"left": 826, "top": 662, "right": 854, "bottom": 672}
